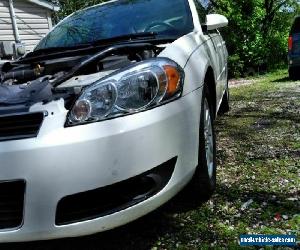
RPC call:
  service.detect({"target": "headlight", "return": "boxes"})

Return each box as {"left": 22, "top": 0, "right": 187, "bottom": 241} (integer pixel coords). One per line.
{"left": 67, "top": 58, "right": 184, "bottom": 126}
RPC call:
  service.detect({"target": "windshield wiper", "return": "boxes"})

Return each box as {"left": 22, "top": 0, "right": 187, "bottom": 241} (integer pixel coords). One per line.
{"left": 25, "top": 43, "right": 92, "bottom": 58}
{"left": 91, "top": 32, "right": 158, "bottom": 46}
{"left": 22, "top": 32, "right": 174, "bottom": 62}
{"left": 24, "top": 32, "right": 157, "bottom": 59}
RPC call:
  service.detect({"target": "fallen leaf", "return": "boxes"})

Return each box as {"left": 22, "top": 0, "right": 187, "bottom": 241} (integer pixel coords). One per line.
{"left": 274, "top": 213, "right": 281, "bottom": 221}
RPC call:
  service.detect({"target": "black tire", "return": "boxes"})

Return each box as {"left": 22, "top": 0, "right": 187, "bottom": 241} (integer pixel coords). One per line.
{"left": 189, "top": 84, "right": 217, "bottom": 200}
{"left": 289, "top": 68, "right": 298, "bottom": 81}
{"left": 218, "top": 85, "right": 230, "bottom": 114}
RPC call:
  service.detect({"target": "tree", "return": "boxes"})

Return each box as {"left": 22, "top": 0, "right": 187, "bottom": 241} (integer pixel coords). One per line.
{"left": 261, "top": 0, "right": 298, "bottom": 35}
{"left": 210, "top": 0, "right": 299, "bottom": 77}
{"left": 51, "top": 0, "right": 107, "bottom": 22}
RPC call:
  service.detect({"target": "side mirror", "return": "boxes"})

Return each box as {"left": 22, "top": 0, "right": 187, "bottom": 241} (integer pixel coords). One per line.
{"left": 205, "top": 14, "right": 228, "bottom": 31}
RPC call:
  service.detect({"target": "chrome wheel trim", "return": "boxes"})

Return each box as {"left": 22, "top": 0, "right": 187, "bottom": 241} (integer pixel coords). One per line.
{"left": 203, "top": 98, "right": 214, "bottom": 179}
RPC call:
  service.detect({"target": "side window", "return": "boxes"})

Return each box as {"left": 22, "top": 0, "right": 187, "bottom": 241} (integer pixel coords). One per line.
{"left": 193, "top": 0, "right": 209, "bottom": 24}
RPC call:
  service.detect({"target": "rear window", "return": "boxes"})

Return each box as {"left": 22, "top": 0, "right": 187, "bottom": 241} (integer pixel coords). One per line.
{"left": 291, "top": 16, "right": 300, "bottom": 34}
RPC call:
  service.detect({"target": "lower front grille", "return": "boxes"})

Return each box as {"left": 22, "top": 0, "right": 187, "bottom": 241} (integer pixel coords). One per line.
{"left": 56, "top": 157, "right": 177, "bottom": 225}
{"left": 0, "top": 112, "right": 44, "bottom": 142}
{"left": 0, "top": 181, "right": 25, "bottom": 230}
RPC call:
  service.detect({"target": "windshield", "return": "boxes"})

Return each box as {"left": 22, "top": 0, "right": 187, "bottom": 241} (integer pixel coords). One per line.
{"left": 35, "top": 0, "right": 194, "bottom": 51}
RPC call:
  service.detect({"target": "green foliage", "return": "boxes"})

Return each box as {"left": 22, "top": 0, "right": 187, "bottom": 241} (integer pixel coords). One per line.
{"left": 228, "top": 54, "right": 244, "bottom": 78}
{"left": 212, "top": 0, "right": 300, "bottom": 77}
{"left": 52, "top": 0, "right": 107, "bottom": 22}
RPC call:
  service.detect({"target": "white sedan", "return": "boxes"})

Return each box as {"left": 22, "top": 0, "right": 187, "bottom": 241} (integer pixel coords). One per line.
{"left": 0, "top": 0, "right": 228, "bottom": 242}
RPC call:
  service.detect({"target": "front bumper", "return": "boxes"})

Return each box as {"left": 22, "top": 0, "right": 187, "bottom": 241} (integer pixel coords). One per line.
{"left": 0, "top": 89, "right": 202, "bottom": 242}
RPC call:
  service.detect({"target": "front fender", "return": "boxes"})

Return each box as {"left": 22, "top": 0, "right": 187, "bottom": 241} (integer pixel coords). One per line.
{"left": 159, "top": 32, "right": 211, "bottom": 95}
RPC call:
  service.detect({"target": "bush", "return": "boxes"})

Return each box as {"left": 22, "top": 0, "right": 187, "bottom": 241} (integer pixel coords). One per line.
{"left": 212, "top": 0, "right": 299, "bottom": 77}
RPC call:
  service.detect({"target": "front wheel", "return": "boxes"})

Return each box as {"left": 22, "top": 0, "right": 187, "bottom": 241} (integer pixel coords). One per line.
{"left": 189, "top": 85, "right": 217, "bottom": 199}
{"left": 289, "top": 68, "right": 298, "bottom": 81}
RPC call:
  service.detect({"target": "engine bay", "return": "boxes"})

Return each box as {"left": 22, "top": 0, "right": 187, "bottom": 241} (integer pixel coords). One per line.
{"left": 0, "top": 43, "right": 161, "bottom": 115}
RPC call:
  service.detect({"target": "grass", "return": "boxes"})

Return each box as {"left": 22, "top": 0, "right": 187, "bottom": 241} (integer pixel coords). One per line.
{"left": 2, "top": 70, "right": 299, "bottom": 250}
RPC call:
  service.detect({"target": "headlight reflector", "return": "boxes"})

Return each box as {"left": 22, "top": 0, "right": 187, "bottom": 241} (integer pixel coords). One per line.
{"left": 116, "top": 66, "right": 167, "bottom": 111}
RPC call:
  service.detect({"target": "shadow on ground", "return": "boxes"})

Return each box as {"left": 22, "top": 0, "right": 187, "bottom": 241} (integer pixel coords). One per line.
{"left": 272, "top": 76, "right": 291, "bottom": 83}
{"left": 0, "top": 190, "right": 207, "bottom": 250}
{"left": 217, "top": 184, "right": 300, "bottom": 215}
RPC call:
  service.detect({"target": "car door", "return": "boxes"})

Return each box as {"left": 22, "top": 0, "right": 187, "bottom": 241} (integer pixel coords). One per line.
{"left": 192, "top": 0, "right": 226, "bottom": 103}
{"left": 216, "top": 29, "right": 228, "bottom": 92}
{"left": 208, "top": 30, "right": 227, "bottom": 103}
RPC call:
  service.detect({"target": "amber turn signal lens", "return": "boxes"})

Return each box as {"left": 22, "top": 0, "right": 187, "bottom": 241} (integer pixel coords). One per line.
{"left": 164, "top": 65, "right": 180, "bottom": 95}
